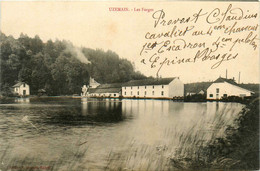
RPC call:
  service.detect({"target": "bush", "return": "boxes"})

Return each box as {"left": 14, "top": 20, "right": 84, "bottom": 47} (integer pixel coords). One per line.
{"left": 185, "top": 94, "right": 206, "bottom": 102}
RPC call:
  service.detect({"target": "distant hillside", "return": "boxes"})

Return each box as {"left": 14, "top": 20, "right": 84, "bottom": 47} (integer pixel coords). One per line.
{"left": 239, "top": 83, "right": 260, "bottom": 94}
{"left": 81, "top": 48, "right": 146, "bottom": 84}
{"left": 184, "top": 82, "right": 212, "bottom": 95}
{"left": 0, "top": 32, "right": 146, "bottom": 96}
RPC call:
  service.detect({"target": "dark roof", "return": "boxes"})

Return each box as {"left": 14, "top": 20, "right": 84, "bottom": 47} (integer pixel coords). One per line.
{"left": 214, "top": 77, "right": 238, "bottom": 86}
{"left": 213, "top": 77, "right": 253, "bottom": 92}
{"left": 12, "top": 82, "right": 26, "bottom": 87}
{"left": 88, "top": 83, "right": 122, "bottom": 94}
{"left": 238, "top": 83, "right": 259, "bottom": 93}
{"left": 123, "top": 77, "right": 177, "bottom": 86}
{"left": 88, "top": 87, "right": 121, "bottom": 94}
{"left": 96, "top": 83, "right": 122, "bottom": 89}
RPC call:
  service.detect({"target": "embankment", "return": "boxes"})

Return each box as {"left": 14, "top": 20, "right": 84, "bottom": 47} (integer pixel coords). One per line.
{"left": 171, "top": 97, "right": 259, "bottom": 170}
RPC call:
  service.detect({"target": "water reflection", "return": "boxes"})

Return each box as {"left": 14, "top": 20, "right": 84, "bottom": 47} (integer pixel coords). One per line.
{"left": 122, "top": 99, "right": 185, "bottom": 117}
{"left": 14, "top": 98, "right": 30, "bottom": 103}
{"left": 80, "top": 98, "right": 124, "bottom": 123}
{"left": 37, "top": 98, "right": 124, "bottom": 126}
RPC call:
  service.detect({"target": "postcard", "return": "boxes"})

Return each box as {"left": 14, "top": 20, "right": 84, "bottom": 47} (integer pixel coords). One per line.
{"left": 0, "top": 1, "right": 259, "bottom": 171}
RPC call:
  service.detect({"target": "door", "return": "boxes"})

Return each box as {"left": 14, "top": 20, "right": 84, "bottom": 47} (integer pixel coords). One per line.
{"left": 23, "top": 90, "right": 26, "bottom": 95}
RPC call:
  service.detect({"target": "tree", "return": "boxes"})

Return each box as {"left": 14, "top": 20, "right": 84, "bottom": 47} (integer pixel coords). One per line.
{"left": 0, "top": 33, "right": 146, "bottom": 96}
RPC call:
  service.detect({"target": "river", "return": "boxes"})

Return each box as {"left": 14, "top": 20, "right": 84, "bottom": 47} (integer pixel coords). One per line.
{"left": 0, "top": 97, "right": 243, "bottom": 171}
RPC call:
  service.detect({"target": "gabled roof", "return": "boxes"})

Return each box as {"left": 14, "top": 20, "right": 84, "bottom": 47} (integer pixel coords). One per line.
{"left": 12, "top": 82, "right": 27, "bottom": 87}
{"left": 88, "top": 87, "right": 121, "bottom": 94}
{"left": 96, "top": 83, "right": 122, "bottom": 89}
{"left": 88, "top": 83, "right": 122, "bottom": 94}
{"left": 238, "top": 83, "right": 259, "bottom": 93}
{"left": 214, "top": 77, "right": 238, "bottom": 86}
{"left": 123, "top": 77, "right": 177, "bottom": 87}
{"left": 212, "top": 77, "right": 253, "bottom": 92}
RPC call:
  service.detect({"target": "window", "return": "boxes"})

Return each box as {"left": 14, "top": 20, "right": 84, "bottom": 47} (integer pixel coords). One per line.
{"left": 124, "top": 92, "right": 126, "bottom": 95}
{"left": 131, "top": 91, "right": 132, "bottom": 95}
{"left": 210, "top": 94, "right": 213, "bottom": 97}
{"left": 114, "top": 94, "right": 116, "bottom": 97}
{"left": 137, "top": 91, "right": 139, "bottom": 95}
{"left": 23, "top": 83, "right": 26, "bottom": 87}
{"left": 138, "top": 86, "right": 139, "bottom": 89}
{"left": 144, "top": 91, "right": 146, "bottom": 95}
{"left": 152, "top": 86, "right": 154, "bottom": 89}
{"left": 223, "top": 94, "right": 227, "bottom": 97}
{"left": 152, "top": 91, "right": 154, "bottom": 95}
{"left": 161, "top": 91, "right": 164, "bottom": 96}
{"left": 145, "top": 86, "right": 146, "bottom": 89}
{"left": 216, "top": 88, "right": 219, "bottom": 93}
{"left": 162, "top": 85, "right": 164, "bottom": 88}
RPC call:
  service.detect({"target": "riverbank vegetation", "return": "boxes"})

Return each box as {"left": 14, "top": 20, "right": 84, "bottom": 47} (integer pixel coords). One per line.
{"left": 0, "top": 139, "right": 89, "bottom": 171}
{"left": 171, "top": 97, "right": 259, "bottom": 170}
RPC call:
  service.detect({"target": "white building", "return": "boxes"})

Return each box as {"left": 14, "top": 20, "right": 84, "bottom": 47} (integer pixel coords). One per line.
{"left": 81, "top": 85, "right": 88, "bottom": 96}
{"left": 122, "top": 77, "right": 184, "bottom": 99}
{"left": 207, "top": 77, "right": 254, "bottom": 100}
{"left": 12, "top": 82, "right": 30, "bottom": 96}
{"left": 89, "top": 77, "right": 100, "bottom": 88}
{"left": 81, "top": 77, "right": 100, "bottom": 97}
{"left": 186, "top": 90, "right": 206, "bottom": 96}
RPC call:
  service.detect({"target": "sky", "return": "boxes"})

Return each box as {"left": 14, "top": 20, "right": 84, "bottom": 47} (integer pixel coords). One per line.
{"left": 1, "top": 1, "right": 259, "bottom": 83}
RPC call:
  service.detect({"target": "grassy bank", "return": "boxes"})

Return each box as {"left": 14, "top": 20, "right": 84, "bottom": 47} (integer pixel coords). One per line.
{"left": 171, "top": 97, "right": 259, "bottom": 170}
{"left": 0, "top": 139, "right": 88, "bottom": 171}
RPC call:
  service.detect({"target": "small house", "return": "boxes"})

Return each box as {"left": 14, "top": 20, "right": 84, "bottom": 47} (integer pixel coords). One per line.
{"left": 207, "top": 77, "right": 254, "bottom": 100}
{"left": 89, "top": 77, "right": 100, "bottom": 88}
{"left": 81, "top": 77, "right": 101, "bottom": 97}
{"left": 13, "top": 82, "right": 30, "bottom": 96}
{"left": 184, "top": 82, "right": 212, "bottom": 97}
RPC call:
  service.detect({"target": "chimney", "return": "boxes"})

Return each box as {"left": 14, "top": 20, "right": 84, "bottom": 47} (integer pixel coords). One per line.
{"left": 238, "top": 72, "right": 241, "bottom": 84}
{"left": 226, "top": 69, "right": 227, "bottom": 79}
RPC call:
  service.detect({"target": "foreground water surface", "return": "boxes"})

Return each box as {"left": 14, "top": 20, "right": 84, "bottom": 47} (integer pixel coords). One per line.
{"left": 0, "top": 97, "right": 243, "bottom": 170}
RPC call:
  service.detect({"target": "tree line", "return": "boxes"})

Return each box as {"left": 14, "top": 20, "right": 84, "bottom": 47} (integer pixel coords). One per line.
{"left": 0, "top": 32, "right": 146, "bottom": 96}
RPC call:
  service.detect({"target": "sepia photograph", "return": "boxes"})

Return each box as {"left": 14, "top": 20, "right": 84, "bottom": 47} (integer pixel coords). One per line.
{"left": 0, "top": 1, "right": 259, "bottom": 171}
